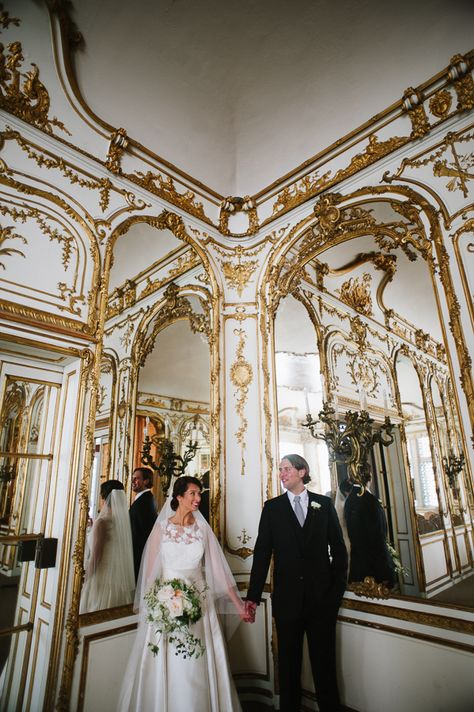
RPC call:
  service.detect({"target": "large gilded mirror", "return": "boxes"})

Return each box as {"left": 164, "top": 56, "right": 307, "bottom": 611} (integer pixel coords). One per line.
{"left": 78, "top": 219, "right": 214, "bottom": 621}
{"left": 271, "top": 193, "right": 473, "bottom": 607}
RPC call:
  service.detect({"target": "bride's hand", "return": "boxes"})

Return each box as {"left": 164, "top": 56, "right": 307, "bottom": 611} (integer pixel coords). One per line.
{"left": 241, "top": 600, "right": 256, "bottom": 623}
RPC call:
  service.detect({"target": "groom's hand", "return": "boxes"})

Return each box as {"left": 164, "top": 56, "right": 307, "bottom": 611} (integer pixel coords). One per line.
{"left": 244, "top": 600, "right": 257, "bottom": 623}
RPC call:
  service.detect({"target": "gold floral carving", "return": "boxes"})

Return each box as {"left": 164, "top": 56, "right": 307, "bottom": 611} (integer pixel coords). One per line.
{"left": 336, "top": 273, "right": 373, "bottom": 316}
{"left": 429, "top": 89, "right": 452, "bottom": 119}
{"left": 221, "top": 260, "right": 258, "bottom": 296}
{"left": 57, "top": 282, "right": 85, "bottom": 316}
{"left": 402, "top": 87, "right": 430, "bottom": 139}
{"left": 449, "top": 54, "right": 474, "bottom": 111}
{"left": 230, "top": 328, "right": 253, "bottom": 477}
{"left": 0, "top": 41, "right": 70, "bottom": 135}
{"left": 348, "top": 576, "right": 391, "bottom": 599}
{"left": 0, "top": 223, "right": 26, "bottom": 268}
{"left": 3, "top": 129, "right": 112, "bottom": 210}
{"left": 130, "top": 170, "right": 208, "bottom": 222}
{"left": 332, "top": 134, "right": 407, "bottom": 182}
{"left": 0, "top": 7, "right": 20, "bottom": 30}
{"left": 138, "top": 251, "right": 201, "bottom": 303}
{"left": 272, "top": 170, "right": 331, "bottom": 215}
{"left": 136, "top": 283, "right": 210, "bottom": 367}
{"left": 219, "top": 196, "right": 259, "bottom": 236}
{"left": 105, "top": 127, "right": 128, "bottom": 174}
{"left": 394, "top": 127, "right": 474, "bottom": 199}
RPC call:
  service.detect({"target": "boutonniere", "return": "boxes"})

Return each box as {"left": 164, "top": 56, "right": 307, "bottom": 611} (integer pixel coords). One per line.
{"left": 310, "top": 501, "right": 322, "bottom": 512}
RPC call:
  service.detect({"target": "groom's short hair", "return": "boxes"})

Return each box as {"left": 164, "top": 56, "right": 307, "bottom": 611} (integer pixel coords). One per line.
{"left": 283, "top": 453, "right": 310, "bottom": 484}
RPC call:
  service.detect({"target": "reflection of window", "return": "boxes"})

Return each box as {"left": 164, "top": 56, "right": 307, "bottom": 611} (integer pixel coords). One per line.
{"left": 408, "top": 435, "right": 437, "bottom": 508}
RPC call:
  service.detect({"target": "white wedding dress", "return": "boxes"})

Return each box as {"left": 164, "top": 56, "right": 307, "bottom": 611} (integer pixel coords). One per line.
{"left": 118, "top": 520, "right": 242, "bottom": 712}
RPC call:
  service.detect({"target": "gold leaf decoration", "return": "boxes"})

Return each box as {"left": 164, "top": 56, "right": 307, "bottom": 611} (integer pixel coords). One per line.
{"left": 0, "top": 42, "right": 70, "bottom": 135}
{"left": 336, "top": 273, "right": 373, "bottom": 316}
{"left": 429, "top": 89, "right": 452, "bottom": 119}
{"left": 0, "top": 223, "right": 26, "bottom": 269}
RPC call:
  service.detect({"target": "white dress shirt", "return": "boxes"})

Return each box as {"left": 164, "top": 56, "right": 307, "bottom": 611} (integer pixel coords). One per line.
{"left": 287, "top": 488, "right": 309, "bottom": 520}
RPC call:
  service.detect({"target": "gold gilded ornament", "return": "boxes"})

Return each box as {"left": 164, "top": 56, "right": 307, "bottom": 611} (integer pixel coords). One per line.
{"left": 336, "top": 273, "right": 373, "bottom": 316}
{"left": 429, "top": 90, "right": 452, "bottom": 119}
{"left": 219, "top": 196, "right": 259, "bottom": 236}
{"left": 0, "top": 42, "right": 70, "bottom": 135}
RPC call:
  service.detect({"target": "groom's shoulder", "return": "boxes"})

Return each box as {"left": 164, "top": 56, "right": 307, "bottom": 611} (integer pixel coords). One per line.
{"left": 264, "top": 493, "right": 287, "bottom": 509}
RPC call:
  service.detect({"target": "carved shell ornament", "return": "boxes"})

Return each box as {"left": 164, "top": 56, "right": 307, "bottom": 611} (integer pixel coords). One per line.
{"left": 230, "top": 359, "right": 253, "bottom": 389}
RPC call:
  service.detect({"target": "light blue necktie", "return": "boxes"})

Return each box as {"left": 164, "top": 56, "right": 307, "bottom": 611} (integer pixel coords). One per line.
{"left": 294, "top": 495, "right": 305, "bottom": 527}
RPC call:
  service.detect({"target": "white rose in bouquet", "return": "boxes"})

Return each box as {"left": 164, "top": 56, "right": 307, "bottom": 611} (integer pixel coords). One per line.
{"left": 168, "top": 596, "right": 184, "bottom": 618}
{"left": 158, "top": 584, "right": 175, "bottom": 602}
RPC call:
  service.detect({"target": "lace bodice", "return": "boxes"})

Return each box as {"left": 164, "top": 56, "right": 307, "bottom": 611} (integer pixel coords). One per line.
{"left": 162, "top": 520, "right": 205, "bottom": 576}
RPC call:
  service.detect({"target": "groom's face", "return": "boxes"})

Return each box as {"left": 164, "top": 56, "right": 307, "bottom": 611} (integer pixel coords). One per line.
{"left": 279, "top": 459, "right": 306, "bottom": 494}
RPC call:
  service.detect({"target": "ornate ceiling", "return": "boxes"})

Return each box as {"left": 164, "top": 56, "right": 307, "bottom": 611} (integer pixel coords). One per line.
{"left": 72, "top": 0, "right": 474, "bottom": 195}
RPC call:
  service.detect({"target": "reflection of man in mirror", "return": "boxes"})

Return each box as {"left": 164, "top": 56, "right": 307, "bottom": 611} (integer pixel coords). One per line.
{"left": 129, "top": 467, "right": 157, "bottom": 581}
{"left": 343, "top": 477, "right": 396, "bottom": 589}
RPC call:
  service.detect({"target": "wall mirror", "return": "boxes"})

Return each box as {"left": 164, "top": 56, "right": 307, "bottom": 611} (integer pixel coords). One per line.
{"left": 78, "top": 219, "right": 213, "bottom": 621}
{"left": 0, "top": 362, "right": 64, "bottom": 691}
{"left": 272, "top": 196, "right": 473, "bottom": 610}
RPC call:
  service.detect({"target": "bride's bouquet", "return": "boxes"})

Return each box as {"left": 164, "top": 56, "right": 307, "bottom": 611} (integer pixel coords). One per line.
{"left": 144, "top": 578, "right": 206, "bottom": 659}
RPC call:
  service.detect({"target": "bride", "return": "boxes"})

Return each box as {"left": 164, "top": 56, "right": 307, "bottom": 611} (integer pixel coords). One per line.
{"left": 118, "top": 476, "right": 250, "bottom": 711}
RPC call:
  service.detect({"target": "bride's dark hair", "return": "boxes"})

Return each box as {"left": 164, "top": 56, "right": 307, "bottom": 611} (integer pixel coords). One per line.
{"left": 170, "top": 475, "right": 203, "bottom": 511}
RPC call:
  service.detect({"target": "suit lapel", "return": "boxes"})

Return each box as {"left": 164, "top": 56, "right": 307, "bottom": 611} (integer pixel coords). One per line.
{"left": 304, "top": 492, "right": 320, "bottom": 540}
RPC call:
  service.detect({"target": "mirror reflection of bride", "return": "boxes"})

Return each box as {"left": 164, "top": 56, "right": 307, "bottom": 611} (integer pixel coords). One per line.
{"left": 80, "top": 480, "right": 135, "bottom": 614}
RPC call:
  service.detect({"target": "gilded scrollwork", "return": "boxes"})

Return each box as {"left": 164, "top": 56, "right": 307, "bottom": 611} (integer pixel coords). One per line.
{"left": 2, "top": 128, "right": 112, "bottom": 210}
{"left": 402, "top": 86, "right": 430, "bottom": 139}
{"left": 336, "top": 273, "right": 373, "bottom": 316}
{"left": 0, "top": 222, "right": 26, "bottom": 268}
{"left": 219, "top": 195, "right": 259, "bottom": 236}
{"left": 105, "top": 127, "right": 128, "bottom": 174}
{"left": 0, "top": 6, "right": 20, "bottom": 30}
{"left": 136, "top": 283, "right": 211, "bottom": 367}
{"left": 129, "top": 170, "right": 209, "bottom": 222}
{"left": 449, "top": 54, "right": 474, "bottom": 112}
{"left": 272, "top": 170, "right": 332, "bottom": 216}
{"left": 230, "top": 327, "right": 253, "bottom": 477}
{"left": 348, "top": 576, "right": 392, "bottom": 599}
{"left": 0, "top": 42, "right": 70, "bottom": 135}
{"left": 429, "top": 89, "right": 453, "bottom": 119}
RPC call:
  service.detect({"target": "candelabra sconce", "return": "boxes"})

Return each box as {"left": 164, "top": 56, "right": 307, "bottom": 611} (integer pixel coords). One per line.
{"left": 442, "top": 449, "right": 465, "bottom": 490}
{"left": 141, "top": 434, "right": 199, "bottom": 496}
{"left": 302, "top": 401, "right": 395, "bottom": 491}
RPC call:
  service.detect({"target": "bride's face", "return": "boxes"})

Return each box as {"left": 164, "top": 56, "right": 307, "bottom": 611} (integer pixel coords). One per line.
{"left": 177, "top": 483, "right": 202, "bottom": 515}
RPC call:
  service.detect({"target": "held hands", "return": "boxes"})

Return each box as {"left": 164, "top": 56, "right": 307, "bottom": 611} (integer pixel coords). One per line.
{"left": 242, "top": 600, "right": 257, "bottom": 623}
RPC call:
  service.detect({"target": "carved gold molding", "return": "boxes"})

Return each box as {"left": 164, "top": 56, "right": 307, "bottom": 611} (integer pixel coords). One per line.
{"left": 105, "top": 128, "right": 128, "bottom": 174}
{"left": 348, "top": 576, "right": 392, "bottom": 599}
{"left": 219, "top": 195, "right": 259, "bottom": 236}
{"left": 127, "top": 169, "right": 210, "bottom": 223}
{"left": 0, "top": 298, "right": 92, "bottom": 336}
{"left": 0, "top": 222, "right": 26, "bottom": 268}
{"left": 343, "top": 596, "right": 474, "bottom": 635}
{"left": 336, "top": 273, "right": 373, "bottom": 316}
{"left": 0, "top": 40, "right": 70, "bottom": 136}
{"left": 230, "top": 327, "right": 253, "bottom": 478}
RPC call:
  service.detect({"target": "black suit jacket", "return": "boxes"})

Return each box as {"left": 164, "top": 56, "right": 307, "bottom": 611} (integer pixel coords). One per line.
{"left": 344, "top": 488, "right": 396, "bottom": 587}
{"left": 129, "top": 490, "right": 157, "bottom": 579}
{"left": 247, "top": 491, "right": 348, "bottom": 620}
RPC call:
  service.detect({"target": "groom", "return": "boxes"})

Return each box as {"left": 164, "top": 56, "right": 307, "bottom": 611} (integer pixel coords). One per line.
{"left": 246, "top": 454, "right": 348, "bottom": 712}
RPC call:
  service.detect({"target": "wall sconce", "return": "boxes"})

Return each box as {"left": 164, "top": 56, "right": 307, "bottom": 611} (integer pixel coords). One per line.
{"left": 442, "top": 449, "right": 465, "bottom": 489}
{"left": 302, "top": 401, "right": 394, "bottom": 490}
{"left": 141, "top": 434, "right": 199, "bottom": 496}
